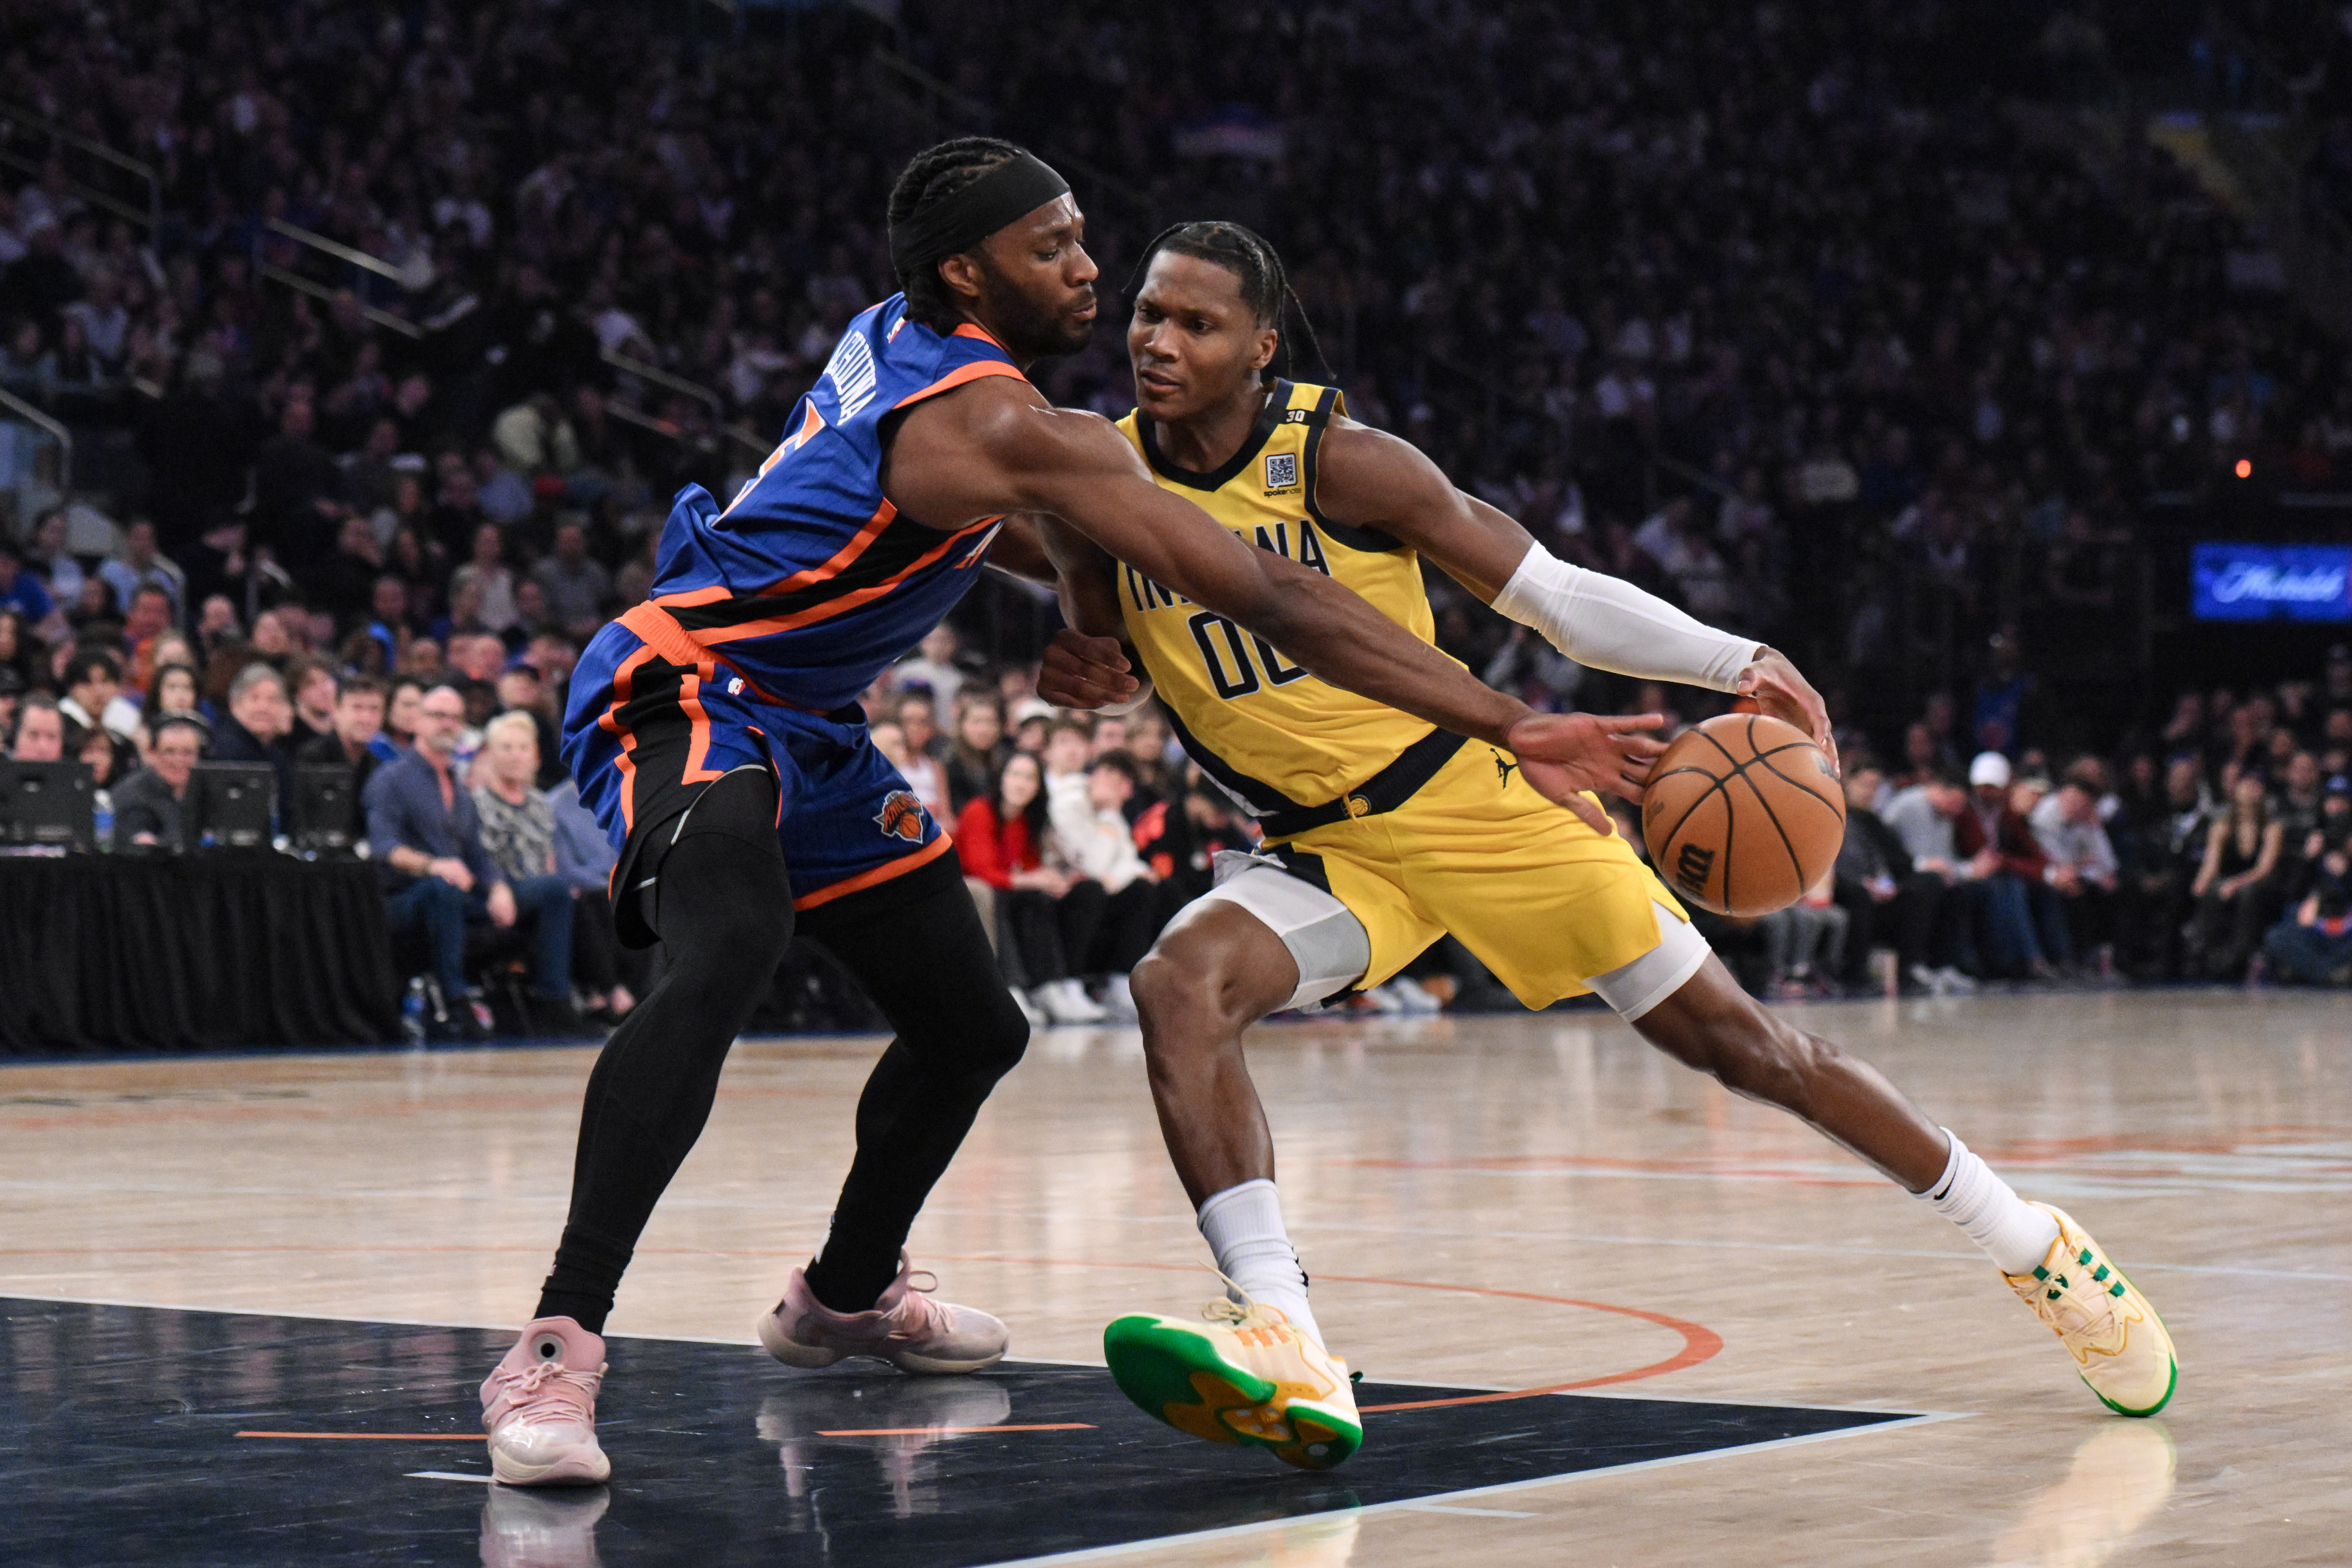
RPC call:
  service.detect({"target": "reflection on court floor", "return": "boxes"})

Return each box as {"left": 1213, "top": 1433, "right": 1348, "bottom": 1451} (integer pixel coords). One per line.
{"left": 1, "top": 1297, "right": 1918, "bottom": 1567}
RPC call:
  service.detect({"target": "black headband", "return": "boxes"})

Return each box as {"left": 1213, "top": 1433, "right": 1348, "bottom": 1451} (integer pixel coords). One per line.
{"left": 890, "top": 152, "right": 1072, "bottom": 278}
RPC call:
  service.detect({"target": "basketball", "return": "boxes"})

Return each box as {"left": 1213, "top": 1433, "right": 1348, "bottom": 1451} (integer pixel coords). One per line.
{"left": 1642, "top": 713, "right": 1846, "bottom": 918}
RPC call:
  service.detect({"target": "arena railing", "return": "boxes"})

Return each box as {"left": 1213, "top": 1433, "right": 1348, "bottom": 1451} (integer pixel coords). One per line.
{"left": 597, "top": 348, "right": 770, "bottom": 462}
{"left": 0, "top": 385, "right": 73, "bottom": 497}
{"left": 252, "top": 218, "right": 433, "bottom": 339}
{"left": 0, "top": 101, "right": 161, "bottom": 237}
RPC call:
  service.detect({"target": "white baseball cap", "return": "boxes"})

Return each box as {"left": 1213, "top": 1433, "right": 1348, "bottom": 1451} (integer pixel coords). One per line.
{"left": 1969, "top": 751, "right": 2012, "bottom": 789}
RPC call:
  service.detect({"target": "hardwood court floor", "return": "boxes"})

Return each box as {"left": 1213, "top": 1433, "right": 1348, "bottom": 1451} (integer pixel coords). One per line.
{"left": 3, "top": 989, "right": 2347, "bottom": 1565}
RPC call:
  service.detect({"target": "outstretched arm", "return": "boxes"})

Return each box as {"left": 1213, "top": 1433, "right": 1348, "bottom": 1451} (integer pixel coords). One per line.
{"left": 1312, "top": 420, "right": 1831, "bottom": 753}
{"left": 885, "top": 379, "right": 1533, "bottom": 749}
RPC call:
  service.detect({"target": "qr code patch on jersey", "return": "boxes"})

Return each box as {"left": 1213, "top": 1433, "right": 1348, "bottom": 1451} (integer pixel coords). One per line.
{"left": 1264, "top": 452, "right": 1299, "bottom": 491}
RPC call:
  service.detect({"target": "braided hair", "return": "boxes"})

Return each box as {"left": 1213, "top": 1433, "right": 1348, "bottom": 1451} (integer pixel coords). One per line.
{"left": 889, "top": 137, "right": 1025, "bottom": 329}
{"left": 1128, "top": 220, "right": 1329, "bottom": 385}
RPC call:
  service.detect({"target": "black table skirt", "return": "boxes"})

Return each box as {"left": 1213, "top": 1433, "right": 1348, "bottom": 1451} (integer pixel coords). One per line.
{"left": 0, "top": 854, "right": 401, "bottom": 1055}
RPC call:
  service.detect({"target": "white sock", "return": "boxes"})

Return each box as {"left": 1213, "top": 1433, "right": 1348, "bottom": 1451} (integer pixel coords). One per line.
{"left": 1918, "top": 1130, "right": 2061, "bottom": 1275}
{"left": 1196, "top": 1179, "right": 1322, "bottom": 1343}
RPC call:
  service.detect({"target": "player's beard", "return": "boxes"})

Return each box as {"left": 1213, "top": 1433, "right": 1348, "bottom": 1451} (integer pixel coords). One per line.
{"left": 976, "top": 261, "right": 1096, "bottom": 361}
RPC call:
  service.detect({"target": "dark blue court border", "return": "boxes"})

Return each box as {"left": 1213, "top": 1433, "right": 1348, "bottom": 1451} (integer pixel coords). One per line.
{"left": 0, "top": 1296, "right": 1924, "bottom": 1566}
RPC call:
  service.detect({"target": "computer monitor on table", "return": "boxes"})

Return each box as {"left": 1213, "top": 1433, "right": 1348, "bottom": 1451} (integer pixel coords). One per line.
{"left": 291, "top": 763, "right": 360, "bottom": 854}
{"left": 189, "top": 762, "right": 276, "bottom": 850}
{"left": 0, "top": 760, "right": 97, "bottom": 852}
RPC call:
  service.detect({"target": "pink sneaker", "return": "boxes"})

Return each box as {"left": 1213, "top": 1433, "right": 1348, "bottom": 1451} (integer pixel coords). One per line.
{"left": 479, "top": 1317, "right": 612, "bottom": 1486}
{"left": 756, "top": 1254, "right": 1008, "bottom": 1375}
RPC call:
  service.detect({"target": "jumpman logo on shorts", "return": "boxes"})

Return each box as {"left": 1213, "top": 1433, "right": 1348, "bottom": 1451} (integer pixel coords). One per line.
{"left": 1493, "top": 750, "right": 1519, "bottom": 785}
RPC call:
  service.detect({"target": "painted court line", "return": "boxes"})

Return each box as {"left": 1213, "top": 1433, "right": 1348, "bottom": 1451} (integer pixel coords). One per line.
{"left": 407, "top": 1470, "right": 495, "bottom": 1484}
{"left": 815, "top": 1422, "right": 1095, "bottom": 1436}
{"left": 992, "top": 1413, "right": 1970, "bottom": 1568}
{"left": 238, "top": 1431, "right": 481, "bottom": 1441}
{"left": 922, "top": 1253, "right": 1724, "bottom": 1405}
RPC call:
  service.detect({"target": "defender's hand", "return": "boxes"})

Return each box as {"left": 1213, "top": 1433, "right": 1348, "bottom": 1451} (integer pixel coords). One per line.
{"left": 1038, "top": 628, "right": 1141, "bottom": 711}
{"left": 1734, "top": 647, "right": 1836, "bottom": 773}
{"left": 1505, "top": 711, "right": 1670, "bottom": 838}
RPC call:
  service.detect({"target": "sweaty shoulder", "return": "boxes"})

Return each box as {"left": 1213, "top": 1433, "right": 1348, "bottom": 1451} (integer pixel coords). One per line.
{"left": 1310, "top": 415, "right": 1454, "bottom": 530}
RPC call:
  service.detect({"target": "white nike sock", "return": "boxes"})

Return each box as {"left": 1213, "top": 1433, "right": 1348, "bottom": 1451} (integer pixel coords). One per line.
{"left": 1196, "top": 1178, "right": 1322, "bottom": 1343}
{"left": 1918, "top": 1130, "right": 2062, "bottom": 1275}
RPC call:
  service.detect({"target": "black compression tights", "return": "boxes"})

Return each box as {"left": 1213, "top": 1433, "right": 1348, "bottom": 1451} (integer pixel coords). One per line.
{"left": 534, "top": 768, "right": 1028, "bottom": 1331}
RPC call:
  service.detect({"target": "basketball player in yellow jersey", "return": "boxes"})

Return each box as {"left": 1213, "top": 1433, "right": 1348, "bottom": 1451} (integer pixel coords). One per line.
{"left": 1035, "top": 223, "right": 2175, "bottom": 1471}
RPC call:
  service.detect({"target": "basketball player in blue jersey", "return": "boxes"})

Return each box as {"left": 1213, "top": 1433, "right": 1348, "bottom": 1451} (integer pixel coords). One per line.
{"left": 475, "top": 140, "right": 1661, "bottom": 1487}
{"left": 1035, "top": 223, "right": 2177, "bottom": 1469}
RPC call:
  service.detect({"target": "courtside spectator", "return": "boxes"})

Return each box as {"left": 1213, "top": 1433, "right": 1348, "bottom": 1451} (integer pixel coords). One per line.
{"left": 136, "top": 662, "right": 209, "bottom": 752}
{"left": 957, "top": 750, "right": 1101, "bottom": 1026}
{"left": 469, "top": 711, "right": 584, "bottom": 1032}
{"left": 944, "top": 692, "right": 1008, "bottom": 816}
{"left": 2191, "top": 773, "right": 2284, "bottom": 982}
{"left": 57, "top": 648, "right": 140, "bottom": 740}
{"left": 11, "top": 693, "right": 65, "bottom": 761}
{"left": 210, "top": 664, "right": 299, "bottom": 817}
{"left": 287, "top": 658, "right": 342, "bottom": 750}
{"left": 364, "top": 685, "right": 573, "bottom": 1038}
{"left": 548, "top": 774, "right": 638, "bottom": 1023}
{"left": 114, "top": 718, "right": 203, "bottom": 853}
{"left": 1957, "top": 752, "right": 2051, "bottom": 980}
{"left": 2030, "top": 774, "right": 2120, "bottom": 972}
{"left": 296, "top": 675, "right": 393, "bottom": 841}
{"left": 1046, "top": 750, "right": 1163, "bottom": 1022}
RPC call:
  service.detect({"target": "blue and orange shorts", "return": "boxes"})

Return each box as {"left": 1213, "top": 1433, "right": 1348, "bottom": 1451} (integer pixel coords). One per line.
{"left": 563, "top": 605, "right": 949, "bottom": 945}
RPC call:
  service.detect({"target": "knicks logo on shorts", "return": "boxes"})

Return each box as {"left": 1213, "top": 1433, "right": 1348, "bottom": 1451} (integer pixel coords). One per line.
{"left": 873, "top": 790, "right": 927, "bottom": 842}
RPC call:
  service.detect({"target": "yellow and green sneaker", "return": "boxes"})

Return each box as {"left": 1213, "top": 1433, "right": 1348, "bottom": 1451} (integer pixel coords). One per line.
{"left": 2005, "top": 1203, "right": 2178, "bottom": 1417}
{"left": 1104, "top": 1296, "right": 1362, "bottom": 1470}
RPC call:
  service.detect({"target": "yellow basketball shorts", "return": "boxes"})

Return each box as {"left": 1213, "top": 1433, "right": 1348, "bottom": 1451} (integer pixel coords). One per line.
{"left": 1252, "top": 740, "right": 1698, "bottom": 1012}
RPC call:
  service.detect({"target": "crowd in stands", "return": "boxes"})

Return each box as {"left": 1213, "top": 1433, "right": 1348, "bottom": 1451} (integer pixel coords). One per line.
{"left": 1681, "top": 640, "right": 2352, "bottom": 999}
{"left": 6, "top": 539, "right": 2350, "bottom": 1030}
{"left": 2, "top": 0, "right": 2348, "bottom": 1031}
{"left": 0, "top": 1, "right": 2342, "bottom": 713}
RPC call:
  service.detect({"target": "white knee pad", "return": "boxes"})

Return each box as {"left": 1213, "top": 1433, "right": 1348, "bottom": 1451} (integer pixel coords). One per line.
{"left": 1193, "top": 852, "right": 1371, "bottom": 1013}
{"left": 1585, "top": 901, "right": 1712, "bottom": 1021}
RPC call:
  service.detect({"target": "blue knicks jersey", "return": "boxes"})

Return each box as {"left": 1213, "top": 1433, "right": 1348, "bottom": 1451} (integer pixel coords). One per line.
{"left": 638, "top": 295, "right": 1027, "bottom": 710}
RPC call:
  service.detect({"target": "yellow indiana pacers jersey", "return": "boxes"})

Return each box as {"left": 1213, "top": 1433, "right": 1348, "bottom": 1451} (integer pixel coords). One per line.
{"left": 1113, "top": 380, "right": 1448, "bottom": 814}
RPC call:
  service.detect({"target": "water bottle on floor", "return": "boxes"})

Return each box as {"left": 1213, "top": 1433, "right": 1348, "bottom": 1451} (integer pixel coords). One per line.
{"left": 401, "top": 977, "right": 430, "bottom": 1047}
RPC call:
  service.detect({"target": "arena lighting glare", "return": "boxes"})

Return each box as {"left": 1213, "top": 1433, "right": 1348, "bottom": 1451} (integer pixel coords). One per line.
{"left": 2236, "top": 458, "right": 2254, "bottom": 478}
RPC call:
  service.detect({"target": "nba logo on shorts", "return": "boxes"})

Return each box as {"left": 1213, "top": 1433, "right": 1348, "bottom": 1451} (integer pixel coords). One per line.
{"left": 1264, "top": 452, "right": 1299, "bottom": 492}
{"left": 873, "top": 790, "right": 926, "bottom": 841}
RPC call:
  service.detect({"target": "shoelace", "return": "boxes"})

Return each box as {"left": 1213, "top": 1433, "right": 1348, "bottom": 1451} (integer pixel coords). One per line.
{"left": 2027, "top": 1248, "right": 2127, "bottom": 1342}
{"left": 880, "top": 1270, "right": 950, "bottom": 1342}
{"left": 1199, "top": 1270, "right": 1291, "bottom": 1334}
{"left": 492, "top": 1357, "right": 601, "bottom": 1412}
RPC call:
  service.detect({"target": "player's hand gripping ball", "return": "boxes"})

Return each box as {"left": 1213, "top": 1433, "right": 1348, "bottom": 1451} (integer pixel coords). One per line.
{"left": 1642, "top": 712, "right": 1844, "bottom": 917}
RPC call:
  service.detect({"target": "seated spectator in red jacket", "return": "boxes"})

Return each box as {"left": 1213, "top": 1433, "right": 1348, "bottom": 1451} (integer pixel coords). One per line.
{"left": 955, "top": 750, "right": 1100, "bottom": 1025}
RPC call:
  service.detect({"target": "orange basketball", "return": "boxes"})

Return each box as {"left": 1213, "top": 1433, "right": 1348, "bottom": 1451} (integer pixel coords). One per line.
{"left": 1641, "top": 712, "right": 1845, "bottom": 918}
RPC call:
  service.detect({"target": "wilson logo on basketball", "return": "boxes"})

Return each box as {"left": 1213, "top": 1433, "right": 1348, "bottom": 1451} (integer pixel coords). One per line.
{"left": 1674, "top": 842, "right": 1716, "bottom": 896}
{"left": 873, "top": 790, "right": 926, "bottom": 841}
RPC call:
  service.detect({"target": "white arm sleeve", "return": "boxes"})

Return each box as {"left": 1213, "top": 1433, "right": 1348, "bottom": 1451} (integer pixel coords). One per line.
{"left": 1489, "top": 542, "right": 1758, "bottom": 693}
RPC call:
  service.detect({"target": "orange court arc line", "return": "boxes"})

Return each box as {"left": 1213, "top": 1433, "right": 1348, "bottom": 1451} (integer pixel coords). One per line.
{"left": 815, "top": 1423, "right": 1096, "bottom": 1436}
{"left": 919, "top": 1254, "right": 1724, "bottom": 1412}
{"left": 237, "top": 1431, "right": 484, "bottom": 1440}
